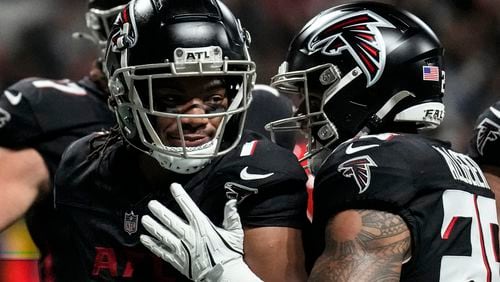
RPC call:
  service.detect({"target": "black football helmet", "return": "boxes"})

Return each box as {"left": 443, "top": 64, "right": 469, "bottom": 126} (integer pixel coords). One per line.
{"left": 468, "top": 101, "right": 500, "bottom": 167}
{"left": 266, "top": 2, "right": 445, "bottom": 160}
{"left": 85, "top": 0, "right": 130, "bottom": 49}
{"left": 105, "top": 0, "right": 256, "bottom": 174}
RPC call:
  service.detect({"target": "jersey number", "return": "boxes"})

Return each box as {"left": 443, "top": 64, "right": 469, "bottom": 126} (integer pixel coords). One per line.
{"left": 440, "top": 190, "right": 499, "bottom": 282}
{"left": 33, "top": 79, "right": 87, "bottom": 96}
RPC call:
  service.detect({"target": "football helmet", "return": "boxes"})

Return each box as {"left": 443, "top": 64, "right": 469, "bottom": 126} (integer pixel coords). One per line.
{"left": 85, "top": 0, "right": 130, "bottom": 49}
{"left": 266, "top": 2, "right": 445, "bottom": 160}
{"left": 105, "top": 0, "right": 256, "bottom": 174}
{"left": 468, "top": 101, "right": 500, "bottom": 167}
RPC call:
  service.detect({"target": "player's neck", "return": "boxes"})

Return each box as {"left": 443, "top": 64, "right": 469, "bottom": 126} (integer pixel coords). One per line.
{"left": 137, "top": 153, "right": 190, "bottom": 189}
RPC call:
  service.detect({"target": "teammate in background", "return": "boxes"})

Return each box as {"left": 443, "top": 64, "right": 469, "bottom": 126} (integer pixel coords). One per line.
{"left": 142, "top": 2, "right": 500, "bottom": 281}
{"left": 468, "top": 100, "right": 500, "bottom": 223}
{"left": 246, "top": 84, "right": 295, "bottom": 150}
{"left": 0, "top": 0, "right": 128, "bottom": 280}
{"left": 53, "top": 0, "right": 308, "bottom": 281}
{"left": 267, "top": 2, "right": 499, "bottom": 281}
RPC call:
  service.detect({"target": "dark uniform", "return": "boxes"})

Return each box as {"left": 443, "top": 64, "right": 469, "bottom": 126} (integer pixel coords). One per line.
{"left": 0, "top": 77, "right": 115, "bottom": 279}
{"left": 54, "top": 131, "right": 308, "bottom": 281}
{"left": 311, "top": 133, "right": 499, "bottom": 281}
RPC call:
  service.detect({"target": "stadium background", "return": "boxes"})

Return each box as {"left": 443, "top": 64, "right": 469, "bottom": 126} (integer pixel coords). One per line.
{"left": 0, "top": 0, "right": 499, "bottom": 280}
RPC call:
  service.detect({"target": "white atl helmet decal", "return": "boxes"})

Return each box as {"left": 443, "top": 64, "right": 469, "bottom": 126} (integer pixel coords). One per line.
{"left": 307, "top": 10, "right": 396, "bottom": 87}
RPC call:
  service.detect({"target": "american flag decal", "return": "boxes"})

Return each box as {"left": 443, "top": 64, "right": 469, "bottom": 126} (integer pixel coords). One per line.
{"left": 423, "top": 66, "right": 439, "bottom": 81}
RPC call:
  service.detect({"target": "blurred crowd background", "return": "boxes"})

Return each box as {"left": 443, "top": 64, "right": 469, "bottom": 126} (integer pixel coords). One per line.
{"left": 0, "top": 0, "right": 499, "bottom": 278}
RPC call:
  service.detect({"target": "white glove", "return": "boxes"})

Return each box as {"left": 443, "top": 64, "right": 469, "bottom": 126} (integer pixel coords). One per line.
{"left": 140, "top": 183, "right": 262, "bottom": 282}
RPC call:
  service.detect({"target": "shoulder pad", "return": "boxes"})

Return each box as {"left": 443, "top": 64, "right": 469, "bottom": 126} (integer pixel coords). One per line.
{"left": 214, "top": 132, "right": 307, "bottom": 190}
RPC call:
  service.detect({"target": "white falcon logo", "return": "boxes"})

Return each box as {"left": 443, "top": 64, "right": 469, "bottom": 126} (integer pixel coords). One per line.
{"left": 476, "top": 116, "right": 500, "bottom": 156}
{"left": 338, "top": 155, "right": 378, "bottom": 194}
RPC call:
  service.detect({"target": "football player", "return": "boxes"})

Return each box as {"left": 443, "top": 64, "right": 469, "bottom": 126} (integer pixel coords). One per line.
{"left": 53, "top": 0, "right": 308, "bottom": 281}
{"left": 468, "top": 101, "right": 500, "bottom": 224}
{"left": 245, "top": 84, "right": 295, "bottom": 150}
{"left": 0, "top": 0, "right": 128, "bottom": 280}
{"left": 266, "top": 2, "right": 499, "bottom": 281}
{"left": 140, "top": 2, "right": 500, "bottom": 281}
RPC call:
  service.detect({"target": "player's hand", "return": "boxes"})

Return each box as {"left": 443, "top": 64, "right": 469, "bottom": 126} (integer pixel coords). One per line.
{"left": 140, "top": 183, "right": 262, "bottom": 282}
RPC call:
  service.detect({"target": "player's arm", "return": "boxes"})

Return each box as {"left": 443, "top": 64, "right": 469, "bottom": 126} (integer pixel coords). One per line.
{"left": 308, "top": 209, "right": 411, "bottom": 282}
{"left": 0, "top": 147, "right": 49, "bottom": 231}
{"left": 243, "top": 226, "right": 307, "bottom": 282}
{"left": 481, "top": 165, "right": 500, "bottom": 228}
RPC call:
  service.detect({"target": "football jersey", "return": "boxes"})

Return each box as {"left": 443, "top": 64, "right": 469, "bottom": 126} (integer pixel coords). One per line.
{"left": 311, "top": 133, "right": 499, "bottom": 282}
{"left": 0, "top": 77, "right": 115, "bottom": 279}
{"left": 53, "top": 130, "right": 308, "bottom": 281}
{"left": 0, "top": 77, "right": 114, "bottom": 177}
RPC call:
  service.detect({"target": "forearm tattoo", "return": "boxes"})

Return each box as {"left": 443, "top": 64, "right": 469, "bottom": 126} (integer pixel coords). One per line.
{"left": 309, "top": 209, "right": 411, "bottom": 282}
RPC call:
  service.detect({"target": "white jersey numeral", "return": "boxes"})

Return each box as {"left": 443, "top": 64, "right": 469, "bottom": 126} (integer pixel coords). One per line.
{"left": 32, "top": 79, "right": 87, "bottom": 96}
{"left": 440, "top": 190, "right": 499, "bottom": 282}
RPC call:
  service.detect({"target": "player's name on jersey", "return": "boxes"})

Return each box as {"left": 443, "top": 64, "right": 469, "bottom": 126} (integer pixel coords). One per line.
{"left": 433, "top": 146, "right": 489, "bottom": 189}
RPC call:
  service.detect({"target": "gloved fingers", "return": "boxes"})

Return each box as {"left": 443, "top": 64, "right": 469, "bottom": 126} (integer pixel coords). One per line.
{"left": 222, "top": 199, "right": 242, "bottom": 231}
{"left": 170, "top": 182, "right": 204, "bottom": 224}
{"left": 141, "top": 214, "right": 183, "bottom": 250}
{"left": 147, "top": 200, "right": 188, "bottom": 237}
{"left": 140, "top": 234, "right": 185, "bottom": 273}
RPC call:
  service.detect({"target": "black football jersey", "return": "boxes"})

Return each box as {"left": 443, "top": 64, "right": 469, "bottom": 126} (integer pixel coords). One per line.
{"left": 311, "top": 133, "right": 499, "bottom": 281}
{"left": 0, "top": 77, "right": 114, "bottom": 176}
{"left": 0, "top": 77, "right": 115, "bottom": 278}
{"left": 53, "top": 130, "right": 308, "bottom": 281}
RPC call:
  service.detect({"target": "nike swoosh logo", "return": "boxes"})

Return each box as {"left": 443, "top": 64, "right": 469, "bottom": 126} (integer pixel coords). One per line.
{"left": 345, "top": 143, "right": 379, "bottom": 155}
{"left": 4, "top": 90, "right": 22, "bottom": 106}
{"left": 240, "top": 166, "right": 274, "bottom": 180}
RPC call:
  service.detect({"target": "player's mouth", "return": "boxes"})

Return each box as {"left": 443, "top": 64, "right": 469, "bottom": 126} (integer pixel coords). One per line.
{"left": 167, "top": 135, "right": 211, "bottom": 147}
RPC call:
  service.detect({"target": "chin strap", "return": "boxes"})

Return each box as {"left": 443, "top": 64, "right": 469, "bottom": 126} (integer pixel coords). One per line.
{"left": 356, "top": 90, "right": 416, "bottom": 137}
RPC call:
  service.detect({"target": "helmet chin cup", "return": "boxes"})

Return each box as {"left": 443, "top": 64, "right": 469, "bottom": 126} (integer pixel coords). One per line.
{"left": 151, "top": 139, "right": 218, "bottom": 174}
{"left": 151, "top": 152, "right": 211, "bottom": 174}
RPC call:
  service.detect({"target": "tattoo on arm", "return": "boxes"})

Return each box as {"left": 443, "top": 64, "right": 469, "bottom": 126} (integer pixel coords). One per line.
{"left": 309, "top": 209, "right": 411, "bottom": 282}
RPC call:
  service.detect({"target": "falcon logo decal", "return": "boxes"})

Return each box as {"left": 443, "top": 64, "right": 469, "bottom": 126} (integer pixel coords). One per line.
{"left": 224, "top": 182, "right": 258, "bottom": 204}
{"left": 0, "top": 107, "right": 11, "bottom": 128}
{"left": 110, "top": 5, "right": 138, "bottom": 51}
{"left": 307, "top": 10, "right": 395, "bottom": 87}
{"left": 338, "top": 155, "right": 377, "bottom": 194}
{"left": 476, "top": 117, "right": 500, "bottom": 156}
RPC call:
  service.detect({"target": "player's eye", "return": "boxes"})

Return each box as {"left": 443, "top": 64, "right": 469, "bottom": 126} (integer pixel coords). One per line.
{"left": 206, "top": 94, "right": 225, "bottom": 104}
{"left": 204, "top": 93, "right": 227, "bottom": 113}
{"left": 156, "top": 94, "right": 182, "bottom": 112}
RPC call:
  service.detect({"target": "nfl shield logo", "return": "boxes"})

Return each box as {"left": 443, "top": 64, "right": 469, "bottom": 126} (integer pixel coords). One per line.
{"left": 124, "top": 211, "right": 138, "bottom": 235}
